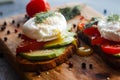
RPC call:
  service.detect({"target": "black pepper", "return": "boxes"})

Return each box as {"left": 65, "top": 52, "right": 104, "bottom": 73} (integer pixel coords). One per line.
{"left": 3, "top": 21, "right": 7, "bottom": 26}
{"left": 73, "top": 24, "right": 76, "bottom": 28}
{"left": 81, "top": 62, "right": 86, "bottom": 69}
{"left": 4, "top": 37, "right": 7, "bottom": 42}
{"left": 14, "top": 29, "right": 18, "bottom": 33}
{"left": 25, "top": 14, "right": 30, "bottom": 20}
{"left": 25, "top": 14, "right": 27, "bottom": 18}
{"left": 1, "top": 26, "right": 6, "bottom": 31}
{"left": 17, "top": 23, "right": 20, "bottom": 28}
{"left": 12, "top": 20, "right": 15, "bottom": 24}
{"left": 89, "top": 64, "right": 93, "bottom": 69}
{"left": 7, "top": 30, "right": 10, "bottom": 35}
{"left": 68, "top": 62, "right": 73, "bottom": 68}
{"left": 18, "top": 33, "right": 22, "bottom": 38}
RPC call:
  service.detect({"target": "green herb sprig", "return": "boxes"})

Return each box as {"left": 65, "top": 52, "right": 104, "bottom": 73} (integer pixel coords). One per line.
{"left": 84, "top": 17, "right": 98, "bottom": 29}
{"left": 107, "top": 14, "right": 120, "bottom": 22}
{"left": 35, "top": 11, "right": 55, "bottom": 23}
{"left": 58, "top": 5, "right": 81, "bottom": 20}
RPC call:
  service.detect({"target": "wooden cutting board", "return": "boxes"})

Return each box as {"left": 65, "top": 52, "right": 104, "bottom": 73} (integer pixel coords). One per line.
{"left": 0, "top": 3, "right": 120, "bottom": 80}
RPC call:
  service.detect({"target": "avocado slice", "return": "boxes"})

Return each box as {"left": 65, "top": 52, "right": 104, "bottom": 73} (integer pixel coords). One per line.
{"left": 20, "top": 47, "right": 66, "bottom": 61}
{"left": 44, "top": 32, "right": 76, "bottom": 48}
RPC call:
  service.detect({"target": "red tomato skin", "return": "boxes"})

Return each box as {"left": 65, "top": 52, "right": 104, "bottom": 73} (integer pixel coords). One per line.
{"left": 26, "top": 0, "right": 50, "bottom": 17}
{"left": 16, "top": 35, "right": 45, "bottom": 53}
{"left": 101, "top": 44, "right": 120, "bottom": 54}
{"left": 83, "top": 27, "right": 100, "bottom": 37}
{"left": 91, "top": 37, "right": 108, "bottom": 46}
{"left": 83, "top": 26, "right": 120, "bottom": 55}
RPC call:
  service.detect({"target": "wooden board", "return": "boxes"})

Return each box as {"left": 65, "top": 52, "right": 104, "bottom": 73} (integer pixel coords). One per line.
{"left": 0, "top": 3, "right": 120, "bottom": 80}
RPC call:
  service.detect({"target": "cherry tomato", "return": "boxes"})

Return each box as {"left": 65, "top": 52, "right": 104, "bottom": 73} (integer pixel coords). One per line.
{"left": 16, "top": 35, "right": 45, "bottom": 53}
{"left": 26, "top": 0, "right": 50, "bottom": 17}
{"left": 101, "top": 44, "right": 120, "bottom": 54}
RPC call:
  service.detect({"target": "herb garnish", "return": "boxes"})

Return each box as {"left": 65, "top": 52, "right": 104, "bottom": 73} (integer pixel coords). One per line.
{"left": 84, "top": 17, "right": 98, "bottom": 29}
{"left": 35, "top": 11, "right": 55, "bottom": 23}
{"left": 107, "top": 14, "right": 120, "bottom": 22}
{"left": 58, "top": 5, "right": 81, "bottom": 20}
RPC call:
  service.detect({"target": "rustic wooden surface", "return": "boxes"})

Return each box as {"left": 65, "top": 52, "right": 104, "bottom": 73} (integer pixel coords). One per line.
{"left": 0, "top": 3, "right": 120, "bottom": 80}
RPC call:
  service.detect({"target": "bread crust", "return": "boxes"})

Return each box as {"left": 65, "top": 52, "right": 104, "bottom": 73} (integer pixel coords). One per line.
{"left": 16, "top": 44, "right": 76, "bottom": 71}
{"left": 0, "top": 16, "right": 79, "bottom": 72}
{"left": 78, "top": 31, "right": 120, "bottom": 70}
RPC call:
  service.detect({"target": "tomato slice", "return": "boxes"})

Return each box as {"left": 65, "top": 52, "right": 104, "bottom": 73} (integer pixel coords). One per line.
{"left": 83, "top": 27, "right": 100, "bottom": 37}
{"left": 101, "top": 44, "right": 120, "bottom": 54}
{"left": 91, "top": 37, "right": 109, "bottom": 46}
{"left": 16, "top": 35, "right": 45, "bottom": 53}
{"left": 26, "top": 0, "right": 50, "bottom": 17}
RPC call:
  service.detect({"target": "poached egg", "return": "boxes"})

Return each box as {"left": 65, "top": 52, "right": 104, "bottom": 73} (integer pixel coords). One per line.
{"left": 23, "top": 12, "right": 67, "bottom": 42}
{"left": 98, "top": 15, "right": 120, "bottom": 42}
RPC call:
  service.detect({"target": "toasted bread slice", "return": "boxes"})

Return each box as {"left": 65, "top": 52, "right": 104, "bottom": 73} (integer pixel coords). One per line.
{"left": 78, "top": 31, "right": 120, "bottom": 70}
{"left": 0, "top": 14, "right": 79, "bottom": 72}
{"left": 16, "top": 44, "right": 76, "bottom": 71}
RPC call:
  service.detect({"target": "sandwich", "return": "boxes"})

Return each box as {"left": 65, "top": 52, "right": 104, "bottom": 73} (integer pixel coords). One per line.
{"left": 0, "top": 0, "right": 81, "bottom": 72}
{"left": 77, "top": 14, "right": 120, "bottom": 70}
{"left": 15, "top": 11, "right": 79, "bottom": 71}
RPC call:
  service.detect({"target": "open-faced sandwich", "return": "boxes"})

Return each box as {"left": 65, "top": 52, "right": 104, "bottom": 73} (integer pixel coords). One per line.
{"left": 15, "top": 10, "right": 80, "bottom": 71}
{"left": 0, "top": 0, "right": 81, "bottom": 72}
{"left": 77, "top": 14, "right": 120, "bottom": 70}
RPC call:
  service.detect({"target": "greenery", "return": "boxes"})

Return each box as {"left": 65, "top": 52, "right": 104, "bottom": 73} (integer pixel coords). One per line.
{"left": 58, "top": 5, "right": 81, "bottom": 20}
{"left": 35, "top": 11, "right": 55, "bottom": 23}
{"left": 107, "top": 14, "right": 120, "bottom": 22}
{"left": 84, "top": 17, "right": 98, "bottom": 29}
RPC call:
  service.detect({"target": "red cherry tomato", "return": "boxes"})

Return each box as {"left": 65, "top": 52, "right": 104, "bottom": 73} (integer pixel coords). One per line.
{"left": 26, "top": 0, "right": 50, "bottom": 17}
{"left": 101, "top": 44, "right": 120, "bottom": 54}
{"left": 16, "top": 35, "right": 45, "bottom": 53}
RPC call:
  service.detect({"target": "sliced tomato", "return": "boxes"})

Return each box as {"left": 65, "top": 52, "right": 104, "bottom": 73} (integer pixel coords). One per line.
{"left": 16, "top": 35, "right": 45, "bottom": 53}
{"left": 83, "top": 27, "right": 100, "bottom": 37}
{"left": 26, "top": 0, "right": 50, "bottom": 17}
{"left": 101, "top": 43, "right": 120, "bottom": 54}
{"left": 91, "top": 37, "right": 109, "bottom": 46}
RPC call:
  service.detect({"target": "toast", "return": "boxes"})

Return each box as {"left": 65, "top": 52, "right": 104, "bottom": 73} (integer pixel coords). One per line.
{"left": 16, "top": 44, "right": 76, "bottom": 71}
{"left": 78, "top": 31, "right": 120, "bottom": 70}
{"left": 77, "top": 17, "right": 120, "bottom": 70}
{"left": 0, "top": 14, "right": 79, "bottom": 72}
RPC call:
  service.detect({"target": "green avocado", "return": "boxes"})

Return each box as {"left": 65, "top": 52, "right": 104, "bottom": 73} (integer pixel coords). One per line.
{"left": 20, "top": 47, "right": 66, "bottom": 61}
{"left": 44, "top": 32, "right": 76, "bottom": 48}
